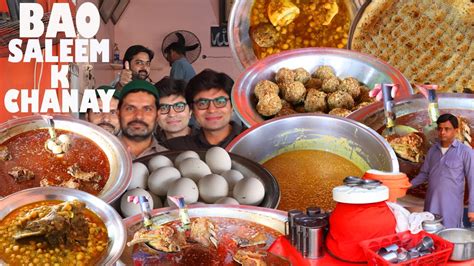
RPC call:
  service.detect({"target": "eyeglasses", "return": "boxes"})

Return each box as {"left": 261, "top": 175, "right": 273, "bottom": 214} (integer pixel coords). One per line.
{"left": 193, "top": 96, "right": 230, "bottom": 110}
{"left": 159, "top": 102, "right": 187, "bottom": 114}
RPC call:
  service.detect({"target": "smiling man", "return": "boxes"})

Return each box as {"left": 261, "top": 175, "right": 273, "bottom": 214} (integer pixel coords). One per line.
{"left": 85, "top": 85, "right": 121, "bottom": 136}
{"left": 118, "top": 80, "right": 167, "bottom": 159}
{"left": 154, "top": 77, "right": 194, "bottom": 147}
{"left": 114, "top": 45, "right": 154, "bottom": 90}
{"left": 166, "top": 69, "right": 243, "bottom": 150}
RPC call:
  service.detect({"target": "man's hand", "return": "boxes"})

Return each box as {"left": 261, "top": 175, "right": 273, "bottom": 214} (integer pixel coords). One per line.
{"left": 119, "top": 61, "right": 132, "bottom": 86}
{"left": 369, "top": 84, "right": 399, "bottom": 101}
{"left": 468, "top": 212, "right": 474, "bottom": 222}
{"left": 415, "top": 84, "right": 439, "bottom": 99}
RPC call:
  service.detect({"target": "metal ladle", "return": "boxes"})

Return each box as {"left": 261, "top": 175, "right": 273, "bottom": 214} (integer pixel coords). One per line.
{"left": 43, "top": 116, "right": 71, "bottom": 155}
{"left": 381, "top": 84, "right": 418, "bottom": 137}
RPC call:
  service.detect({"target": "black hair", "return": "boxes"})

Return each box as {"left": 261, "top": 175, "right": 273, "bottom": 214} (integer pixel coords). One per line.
{"left": 118, "top": 89, "right": 159, "bottom": 110}
{"left": 154, "top": 78, "right": 187, "bottom": 99}
{"left": 436, "top": 113, "right": 459, "bottom": 128}
{"left": 164, "top": 42, "right": 186, "bottom": 55}
{"left": 185, "top": 69, "right": 234, "bottom": 104}
{"left": 123, "top": 45, "right": 154, "bottom": 69}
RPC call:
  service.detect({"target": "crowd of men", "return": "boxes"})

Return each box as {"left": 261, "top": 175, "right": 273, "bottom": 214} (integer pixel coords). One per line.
{"left": 85, "top": 44, "right": 243, "bottom": 159}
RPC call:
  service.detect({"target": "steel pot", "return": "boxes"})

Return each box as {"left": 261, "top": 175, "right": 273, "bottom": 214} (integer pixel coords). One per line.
{"left": 437, "top": 228, "right": 474, "bottom": 261}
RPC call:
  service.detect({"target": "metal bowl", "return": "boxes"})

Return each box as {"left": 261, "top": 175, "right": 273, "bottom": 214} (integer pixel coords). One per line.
{"left": 232, "top": 48, "right": 413, "bottom": 127}
{"left": 134, "top": 150, "right": 280, "bottom": 209}
{"left": 0, "top": 115, "right": 132, "bottom": 204}
{"left": 227, "top": 114, "right": 399, "bottom": 172}
{"left": 437, "top": 228, "right": 474, "bottom": 261}
{"left": 0, "top": 187, "right": 127, "bottom": 265}
{"left": 119, "top": 205, "right": 287, "bottom": 265}
{"left": 228, "top": 0, "right": 363, "bottom": 69}
{"left": 347, "top": 93, "right": 474, "bottom": 179}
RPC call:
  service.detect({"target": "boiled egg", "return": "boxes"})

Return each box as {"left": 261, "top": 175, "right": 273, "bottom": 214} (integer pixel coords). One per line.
{"left": 215, "top": 197, "right": 240, "bottom": 205}
{"left": 205, "top": 147, "right": 232, "bottom": 174}
{"left": 233, "top": 177, "right": 265, "bottom": 206}
{"left": 221, "top": 169, "right": 244, "bottom": 191}
{"left": 198, "top": 174, "right": 229, "bottom": 203}
{"left": 148, "top": 191, "right": 163, "bottom": 209}
{"left": 174, "top": 151, "right": 200, "bottom": 167}
{"left": 178, "top": 158, "right": 212, "bottom": 182}
{"left": 148, "top": 155, "right": 173, "bottom": 172}
{"left": 167, "top": 177, "right": 199, "bottom": 205}
{"left": 120, "top": 188, "right": 154, "bottom": 218}
{"left": 128, "top": 162, "right": 149, "bottom": 190}
{"left": 147, "top": 166, "right": 181, "bottom": 196}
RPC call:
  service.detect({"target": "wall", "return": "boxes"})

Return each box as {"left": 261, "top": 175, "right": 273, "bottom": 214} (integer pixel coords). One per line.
{"left": 93, "top": 0, "right": 241, "bottom": 86}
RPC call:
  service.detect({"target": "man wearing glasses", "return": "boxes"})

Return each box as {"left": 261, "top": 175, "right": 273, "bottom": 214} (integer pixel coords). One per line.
{"left": 410, "top": 113, "right": 474, "bottom": 228}
{"left": 154, "top": 78, "right": 194, "bottom": 147}
{"left": 166, "top": 69, "right": 243, "bottom": 150}
{"left": 85, "top": 85, "right": 121, "bottom": 136}
{"left": 114, "top": 45, "right": 154, "bottom": 90}
{"left": 117, "top": 80, "right": 167, "bottom": 159}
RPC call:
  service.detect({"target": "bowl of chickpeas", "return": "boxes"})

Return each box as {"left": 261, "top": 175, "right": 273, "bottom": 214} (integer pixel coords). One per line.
{"left": 231, "top": 47, "right": 413, "bottom": 127}
{"left": 228, "top": 0, "right": 363, "bottom": 69}
{"left": 0, "top": 187, "right": 126, "bottom": 265}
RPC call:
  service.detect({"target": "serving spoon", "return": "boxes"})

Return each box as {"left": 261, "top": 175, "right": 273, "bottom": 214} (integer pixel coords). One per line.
{"left": 381, "top": 84, "right": 418, "bottom": 137}
{"left": 43, "top": 115, "right": 71, "bottom": 155}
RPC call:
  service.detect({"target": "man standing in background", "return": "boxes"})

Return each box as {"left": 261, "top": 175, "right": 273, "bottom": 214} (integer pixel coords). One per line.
{"left": 164, "top": 42, "right": 196, "bottom": 82}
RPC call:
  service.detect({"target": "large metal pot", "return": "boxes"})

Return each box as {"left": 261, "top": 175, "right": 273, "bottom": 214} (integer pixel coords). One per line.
{"left": 347, "top": 93, "right": 474, "bottom": 178}
{"left": 437, "top": 228, "right": 474, "bottom": 261}
{"left": 0, "top": 115, "right": 132, "bottom": 203}
{"left": 228, "top": 0, "right": 362, "bottom": 69}
{"left": 227, "top": 114, "right": 399, "bottom": 172}
{"left": 0, "top": 187, "right": 127, "bottom": 265}
{"left": 119, "top": 205, "right": 287, "bottom": 265}
{"left": 232, "top": 48, "right": 413, "bottom": 127}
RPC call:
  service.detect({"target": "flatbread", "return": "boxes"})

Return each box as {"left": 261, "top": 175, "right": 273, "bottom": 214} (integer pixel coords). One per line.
{"left": 351, "top": 0, "right": 473, "bottom": 92}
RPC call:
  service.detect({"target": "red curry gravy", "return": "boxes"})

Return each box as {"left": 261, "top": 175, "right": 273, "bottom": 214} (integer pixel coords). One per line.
{"left": 0, "top": 129, "right": 110, "bottom": 197}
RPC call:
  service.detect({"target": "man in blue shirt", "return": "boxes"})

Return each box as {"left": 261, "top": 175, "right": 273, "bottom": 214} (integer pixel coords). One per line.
{"left": 164, "top": 42, "right": 196, "bottom": 82}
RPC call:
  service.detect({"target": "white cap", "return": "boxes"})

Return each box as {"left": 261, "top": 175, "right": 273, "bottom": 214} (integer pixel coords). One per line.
{"left": 333, "top": 185, "right": 389, "bottom": 204}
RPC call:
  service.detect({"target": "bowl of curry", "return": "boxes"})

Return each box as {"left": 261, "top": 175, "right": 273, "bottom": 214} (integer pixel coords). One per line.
{"left": 0, "top": 187, "right": 126, "bottom": 265}
{"left": 0, "top": 115, "right": 132, "bottom": 203}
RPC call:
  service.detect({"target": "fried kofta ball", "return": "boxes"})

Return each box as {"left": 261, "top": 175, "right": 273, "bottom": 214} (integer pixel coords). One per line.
{"left": 280, "top": 81, "right": 306, "bottom": 104}
{"left": 305, "top": 78, "right": 323, "bottom": 90}
{"left": 321, "top": 76, "right": 340, "bottom": 93}
{"left": 352, "top": 101, "right": 373, "bottom": 111}
{"left": 358, "top": 85, "right": 374, "bottom": 103}
{"left": 254, "top": 80, "right": 279, "bottom": 100}
{"left": 329, "top": 108, "right": 351, "bottom": 117}
{"left": 293, "top": 68, "right": 311, "bottom": 84}
{"left": 313, "top": 65, "right": 336, "bottom": 80}
{"left": 338, "top": 77, "right": 361, "bottom": 99}
{"left": 275, "top": 68, "right": 296, "bottom": 83}
{"left": 328, "top": 90, "right": 355, "bottom": 110}
{"left": 256, "top": 93, "right": 282, "bottom": 116}
{"left": 251, "top": 23, "right": 280, "bottom": 48}
{"left": 304, "top": 89, "right": 327, "bottom": 112}
{"left": 276, "top": 99, "right": 298, "bottom": 117}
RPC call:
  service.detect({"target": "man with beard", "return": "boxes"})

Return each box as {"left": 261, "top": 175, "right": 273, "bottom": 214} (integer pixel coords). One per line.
{"left": 85, "top": 85, "right": 121, "bottom": 136}
{"left": 166, "top": 69, "right": 243, "bottom": 150}
{"left": 118, "top": 80, "right": 167, "bottom": 159}
{"left": 154, "top": 77, "right": 194, "bottom": 147}
{"left": 164, "top": 42, "right": 196, "bottom": 82}
{"left": 114, "top": 45, "right": 154, "bottom": 90}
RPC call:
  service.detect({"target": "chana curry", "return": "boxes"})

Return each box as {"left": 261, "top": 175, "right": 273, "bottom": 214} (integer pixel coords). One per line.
{"left": 250, "top": 0, "right": 351, "bottom": 59}
{"left": 0, "top": 200, "right": 108, "bottom": 265}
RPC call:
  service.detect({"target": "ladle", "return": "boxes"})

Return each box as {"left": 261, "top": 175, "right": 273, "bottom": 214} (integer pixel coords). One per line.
{"left": 381, "top": 84, "right": 418, "bottom": 137}
{"left": 43, "top": 115, "right": 71, "bottom": 155}
{"left": 422, "top": 89, "right": 439, "bottom": 145}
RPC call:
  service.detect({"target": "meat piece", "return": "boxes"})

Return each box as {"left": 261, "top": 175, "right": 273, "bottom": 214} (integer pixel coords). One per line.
{"left": 456, "top": 116, "right": 472, "bottom": 147}
{"left": 312, "top": 65, "right": 336, "bottom": 80}
{"left": 338, "top": 77, "right": 361, "bottom": 99}
{"left": 190, "top": 218, "right": 218, "bottom": 248}
{"left": 254, "top": 80, "right": 279, "bottom": 100}
{"left": 67, "top": 163, "right": 102, "bottom": 183}
{"left": 329, "top": 108, "right": 351, "bottom": 117}
{"left": 305, "top": 78, "right": 323, "bottom": 90}
{"left": 257, "top": 93, "right": 282, "bottom": 116}
{"left": 275, "top": 68, "right": 295, "bottom": 83}
{"left": 251, "top": 23, "right": 280, "bottom": 48}
{"left": 386, "top": 132, "right": 425, "bottom": 163}
{"left": 304, "top": 89, "right": 327, "bottom": 112}
{"left": 0, "top": 145, "right": 11, "bottom": 161}
{"left": 293, "top": 68, "right": 311, "bottom": 84}
{"left": 280, "top": 81, "right": 306, "bottom": 104}
{"left": 233, "top": 232, "right": 267, "bottom": 247}
{"left": 233, "top": 250, "right": 268, "bottom": 266}
{"left": 276, "top": 100, "right": 298, "bottom": 117}
{"left": 328, "top": 90, "right": 355, "bottom": 110}
{"left": 8, "top": 166, "right": 35, "bottom": 182}
{"left": 321, "top": 76, "right": 340, "bottom": 93}
{"left": 127, "top": 225, "right": 187, "bottom": 253}
{"left": 13, "top": 200, "right": 89, "bottom": 247}
{"left": 40, "top": 178, "right": 80, "bottom": 189}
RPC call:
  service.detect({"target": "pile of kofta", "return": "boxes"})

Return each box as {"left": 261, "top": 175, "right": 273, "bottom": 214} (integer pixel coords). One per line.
{"left": 254, "top": 65, "right": 374, "bottom": 118}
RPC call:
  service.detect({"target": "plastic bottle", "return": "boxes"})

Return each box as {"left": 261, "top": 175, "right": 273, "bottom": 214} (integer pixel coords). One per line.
{"left": 113, "top": 43, "right": 120, "bottom": 64}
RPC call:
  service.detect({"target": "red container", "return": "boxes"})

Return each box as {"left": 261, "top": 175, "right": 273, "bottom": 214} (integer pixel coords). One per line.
{"left": 359, "top": 231, "right": 453, "bottom": 266}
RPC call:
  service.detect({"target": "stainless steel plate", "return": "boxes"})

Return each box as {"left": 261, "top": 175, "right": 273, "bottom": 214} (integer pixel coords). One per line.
{"left": 0, "top": 187, "right": 127, "bottom": 265}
